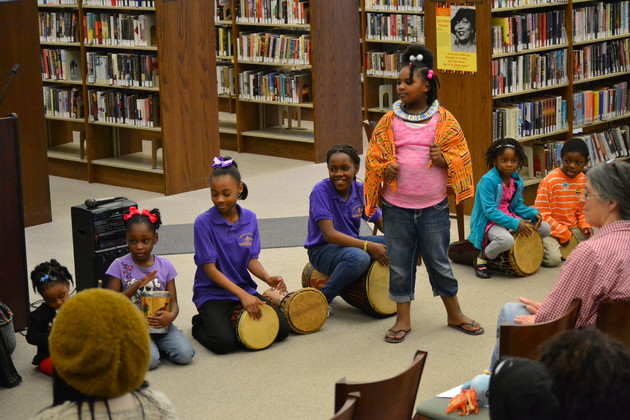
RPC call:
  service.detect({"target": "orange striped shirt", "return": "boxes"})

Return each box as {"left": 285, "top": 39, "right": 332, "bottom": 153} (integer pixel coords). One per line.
{"left": 535, "top": 168, "right": 590, "bottom": 243}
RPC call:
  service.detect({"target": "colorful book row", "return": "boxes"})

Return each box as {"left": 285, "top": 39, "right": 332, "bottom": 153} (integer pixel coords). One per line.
{"left": 86, "top": 51, "right": 158, "bottom": 87}
{"left": 573, "top": 81, "right": 628, "bottom": 127}
{"left": 83, "top": 0, "right": 155, "bottom": 7}
{"left": 365, "top": 49, "right": 403, "bottom": 77}
{"left": 572, "top": 38, "right": 630, "bottom": 81}
{"left": 573, "top": 1, "right": 629, "bottom": 43}
{"left": 493, "top": 95, "right": 567, "bottom": 140}
{"left": 83, "top": 12, "right": 155, "bottom": 47}
{"left": 217, "top": 65, "right": 235, "bottom": 95}
{"left": 235, "top": 0, "right": 309, "bottom": 25}
{"left": 365, "top": 0, "right": 424, "bottom": 12}
{"left": 238, "top": 69, "right": 311, "bottom": 104}
{"left": 366, "top": 13, "right": 424, "bottom": 43}
{"left": 39, "top": 11, "right": 80, "bottom": 43}
{"left": 88, "top": 89, "right": 160, "bottom": 127}
{"left": 216, "top": 27, "right": 233, "bottom": 57}
{"left": 491, "top": 10, "right": 566, "bottom": 55}
{"left": 492, "top": 0, "right": 566, "bottom": 10}
{"left": 492, "top": 49, "right": 568, "bottom": 96}
{"left": 43, "top": 86, "right": 84, "bottom": 119}
{"left": 41, "top": 48, "right": 82, "bottom": 81}
{"left": 577, "top": 125, "right": 630, "bottom": 165}
{"left": 237, "top": 31, "right": 311, "bottom": 65}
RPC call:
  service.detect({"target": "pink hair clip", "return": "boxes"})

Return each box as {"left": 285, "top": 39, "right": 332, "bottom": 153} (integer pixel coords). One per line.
{"left": 427, "top": 70, "right": 434, "bottom": 79}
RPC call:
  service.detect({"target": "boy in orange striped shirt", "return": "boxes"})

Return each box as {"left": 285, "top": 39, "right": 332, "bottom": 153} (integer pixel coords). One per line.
{"left": 535, "top": 138, "right": 592, "bottom": 267}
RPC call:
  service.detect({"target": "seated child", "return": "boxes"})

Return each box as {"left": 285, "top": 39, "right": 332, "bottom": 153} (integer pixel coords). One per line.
{"left": 535, "top": 138, "right": 591, "bottom": 267}
{"left": 469, "top": 138, "right": 551, "bottom": 278}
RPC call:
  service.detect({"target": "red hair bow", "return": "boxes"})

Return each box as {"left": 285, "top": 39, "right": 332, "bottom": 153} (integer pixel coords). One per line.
{"left": 123, "top": 206, "right": 158, "bottom": 223}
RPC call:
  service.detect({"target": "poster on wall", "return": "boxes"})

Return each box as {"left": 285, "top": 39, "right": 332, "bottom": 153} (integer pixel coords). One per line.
{"left": 436, "top": 4, "right": 477, "bottom": 74}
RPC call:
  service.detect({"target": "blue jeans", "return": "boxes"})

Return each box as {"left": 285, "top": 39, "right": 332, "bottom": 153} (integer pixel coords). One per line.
{"left": 149, "top": 323, "right": 195, "bottom": 370}
{"left": 489, "top": 302, "right": 530, "bottom": 369}
{"left": 308, "top": 235, "right": 386, "bottom": 303}
{"left": 381, "top": 198, "right": 458, "bottom": 302}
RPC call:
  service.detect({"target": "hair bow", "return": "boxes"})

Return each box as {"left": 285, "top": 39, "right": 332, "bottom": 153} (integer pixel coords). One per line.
{"left": 212, "top": 156, "right": 234, "bottom": 168}
{"left": 40, "top": 274, "right": 50, "bottom": 283}
{"left": 123, "top": 206, "right": 158, "bottom": 223}
{"left": 408, "top": 53, "right": 423, "bottom": 67}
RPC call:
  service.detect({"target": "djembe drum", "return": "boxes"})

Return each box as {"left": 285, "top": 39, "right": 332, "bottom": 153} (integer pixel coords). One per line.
{"left": 262, "top": 287, "right": 328, "bottom": 334}
{"left": 341, "top": 261, "right": 396, "bottom": 316}
{"left": 230, "top": 304, "right": 279, "bottom": 350}
{"left": 140, "top": 290, "right": 170, "bottom": 333}
{"left": 487, "top": 226, "right": 544, "bottom": 276}
{"left": 301, "top": 263, "right": 329, "bottom": 290}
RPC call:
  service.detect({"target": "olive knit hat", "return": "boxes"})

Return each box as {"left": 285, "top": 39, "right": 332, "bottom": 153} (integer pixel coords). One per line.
{"left": 49, "top": 288, "right": 150, "bottom": 399}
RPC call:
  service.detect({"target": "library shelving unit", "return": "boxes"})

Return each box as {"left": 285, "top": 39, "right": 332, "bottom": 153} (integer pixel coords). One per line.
{"left": 360, "top": 0, "right": 425, "bottom": 122}
{"left": 214, "top": 0, "right": 363, "bottom": 163}
{"left": 424, "top": 0, "right": 630, "bottom": 206}
{"left": 38, "top": 0, "right": 219, "bottom": 194}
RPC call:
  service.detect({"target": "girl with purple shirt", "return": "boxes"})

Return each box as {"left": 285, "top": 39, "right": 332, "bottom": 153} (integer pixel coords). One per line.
{"left": 191, "top": 157, "right": 290, "bottom": 354}
{"left": 107, "top": 207, "right": 194, "bottom": 369}
{"left": 305, "top": 144, "right": 387, "bottom": 308}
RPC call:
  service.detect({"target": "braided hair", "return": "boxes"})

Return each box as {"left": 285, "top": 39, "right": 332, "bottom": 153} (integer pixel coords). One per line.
{"left": 124, "top": 208, "right": 162, "bottom": 233}
{"left": 326, "top": 144, "right": 361, "bottom": 181}
{"left": 210, "top": 156, "right": 249, "bottom": 200}
{"left": 485, "top": 138, "right": 526, "bottom": 171}
{"left": 30, "top": 259, "right": 74, "bottom": 294}
{"left": 400, "top": 44, "right": 440, "bottom": 105}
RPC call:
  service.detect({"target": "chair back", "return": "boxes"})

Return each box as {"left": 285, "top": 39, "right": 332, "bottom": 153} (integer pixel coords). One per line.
{"left": 499, "top": 299, "right": 581, "bottom": 360}
{"left": 334, "top": 350, "right": 427, "bottom": 420}
{"left": 362, "top": 120, "right": 377, "bottom": 141}
{"left": 596, "top": 300, "right": 630, "bottom": 348}
{"left": 330, "top": 392, "right": 360, "bottom": 420}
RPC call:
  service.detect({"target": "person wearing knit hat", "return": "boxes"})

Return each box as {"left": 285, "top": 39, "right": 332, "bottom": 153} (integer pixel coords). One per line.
{"left": 32, "top": 289, "right": 178, "bottom": 420}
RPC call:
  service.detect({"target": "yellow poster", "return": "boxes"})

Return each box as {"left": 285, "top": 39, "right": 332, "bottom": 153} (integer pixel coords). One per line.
{"left": 436, "top": 5, "right": 477, "bottom": 74}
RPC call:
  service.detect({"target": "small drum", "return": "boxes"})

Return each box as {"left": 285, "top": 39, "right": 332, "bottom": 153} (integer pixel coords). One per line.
{"left": 341, "top": 261, "right": 396, "bottom": 317}
{"left": 301, "top": 263, "right": 329, "bottom": 290}
{"left": 488, "top": 226, "right": 543, "bottom": 277}
{"left": 140, "top": 291, "right": 170, "bottom": 334}
{"left": 447, "top": 239, "right": 479, "bottom": 266}
{"left": 230, "top": 304, "right": 279, "bottom": 350}
{"left": 263, "top": 287, "right": 328, "bottom": 334}
{"left": 560, "top": 236, "right": 579, "bottom": 260}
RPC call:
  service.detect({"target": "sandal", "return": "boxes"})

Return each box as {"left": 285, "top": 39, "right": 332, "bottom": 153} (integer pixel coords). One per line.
{"left": 384, "top": 329, "right": 411, "bottom": 343}
{"left": 448, "top": 321, "right": 484, "bottom": 336}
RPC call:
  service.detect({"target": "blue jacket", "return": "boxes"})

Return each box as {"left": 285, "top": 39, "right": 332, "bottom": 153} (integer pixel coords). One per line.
{"left": 468, "top": 167, "right": 539, "bottom": 250}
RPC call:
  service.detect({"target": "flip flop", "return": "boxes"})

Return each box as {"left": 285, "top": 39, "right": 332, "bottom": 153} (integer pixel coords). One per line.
{"left": 448, "top": 322, "right": 484, "bottom": 336}
{"left": 384, "top": 329, "right": 411, "bottom": 343}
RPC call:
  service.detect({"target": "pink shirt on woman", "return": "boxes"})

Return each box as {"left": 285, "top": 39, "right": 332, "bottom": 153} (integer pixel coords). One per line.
{"left": 382, "top": 114, "right": 447, "bottom": 209}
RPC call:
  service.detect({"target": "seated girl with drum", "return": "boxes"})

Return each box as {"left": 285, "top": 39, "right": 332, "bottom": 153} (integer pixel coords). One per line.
{"left": 468, "top": 138, "right": 551, "bottom": 279}
{"left": 535, "top": 138, "right": 592, "bottom": 267}
{"left": 305, "top": 144, "right": 387, "bottom": 310}
{"left": 191, "top": 157, "right": 290, "bottom": 354}
{"left": 107, "top": 207, "right": 195, "bottom": 369}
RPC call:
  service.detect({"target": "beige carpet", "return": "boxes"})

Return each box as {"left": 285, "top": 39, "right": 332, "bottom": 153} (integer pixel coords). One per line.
{"left": 1, "top": 151, "right": 563, "bottom": 419}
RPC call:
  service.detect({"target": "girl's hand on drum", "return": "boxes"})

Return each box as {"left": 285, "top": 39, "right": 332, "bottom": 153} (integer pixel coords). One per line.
{"left": 513, "top": 314, "right": 535, "bottom": 325}
{"left": 518, "top": 297, "right": 541, "bottom": 315}
{"left": 384, "top": 162, "right": 400, "bottom": 181}
{"left": 266, "top": 276, "right": 287, "bottom": 294}
{"left": 516, "top": 219, "right": 533, "bottom": 237}
{"left": 367, "top": 242, "right": 388, "bottom": 266}
{"left": 241, "top": 294, "right": 266, "bottom": 320}
{"left": 148, "top": 310, "right": 175, "bottom": 328}
{"left": 139, "top": 270, "right": 158, "bottom": 288}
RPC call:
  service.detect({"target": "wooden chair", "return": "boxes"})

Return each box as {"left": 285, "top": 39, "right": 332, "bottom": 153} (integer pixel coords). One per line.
{"left": 499, "top": 299, "right": 581, "bottom": 361}
{"left": 334, "top": 350, "right": 427, "bottom": 420}
{"left": 330, "top": 392, "right": 360, "bottom": 420}
{"left": 596, "top": 300, "right": 630, "bottom": 348}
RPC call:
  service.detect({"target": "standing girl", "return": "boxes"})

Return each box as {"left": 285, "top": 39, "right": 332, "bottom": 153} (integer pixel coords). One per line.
{"left": 305, "top": 144, "right": 387, "bottom": 307}
{"left": 107, "top": 207, "right": 194, "bottom": 370}
{"left": 468, "top": 138, "right": 551, "bottom": 278}
{"left": 26, "top": 259, "right": 74, "bottom": 375}
{"left": 191, "top": 157, "right": 290, "bottom": 354}
{"left": 365, "top": 43, "right": 483, "bottom": 343}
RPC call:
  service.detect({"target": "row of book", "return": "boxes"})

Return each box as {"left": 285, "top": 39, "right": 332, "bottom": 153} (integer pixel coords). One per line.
{"left": 365, "top": 49, "right": 402, "bottom": 78}
{"left": 84, "top": 13, "right": 155, "bottom": 47}
{"left": 577, "top": 125, "right": 630, "bottom": 165}
{"left": 573, "top": 1, "right": 629, "bottom": 43}
{"left": 238, "top": 69, "right": 311, "bottom": 104}
{"left": 491, "top": 10, "right": 566, "bottom": 55}
{"left": 86, "top": 51, "right": 158, "bottom": 87}
{"left": 493, "top": 95, "right": 567, "bottom": 140}
{"left": 41, "top": 48, "right": 82, "bottom": 81}
{"left": 83, "top": 0, "right": 156, "bottom": 7}
{"left": 491, "top": 0, "right": 566, "bottom": 10}
{"left": 39, "top": 11, "right": 80, "bottom": 44}
{"left": 364, "top": 0, "right": 424, "bottom": 12}
{"left": 38, "top": 0, "right": 77, "bottom": 4}
{"left": 573, "top": 81, "right": 628, "bottom": 127}
{"left": 216, "top": 27, "right": 233, "bottom": 57}
{"left": 572, "top": 38, "right": 630, "bottom": 82}
{"left": 521, "top": 141, "right": 564, "bottom": 179}
{"left": 366, "top": 13, "right": 424, "bottom": 43}
{"left": 217, "top": 65, "right": 235, "bottom": 95}
{"left": 492, "top": 49, "right": 568, "bottom": 96}
{"left": 43, "top": 86, "right": 84, "bottom": 119}
{"left": 235, "top": 0, "right": 309, "bottom": 25}
{"left": 88, "top": 89, "right": 160, "bottom": 127}
{"left": 237, "top": 32, "right": 311, "bottom": 65}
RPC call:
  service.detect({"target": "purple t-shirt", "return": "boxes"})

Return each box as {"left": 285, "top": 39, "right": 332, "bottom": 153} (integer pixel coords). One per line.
{"left": 106, "top": 253, "right": 177, "bottom": 309}
{"left": 304, "top": 179, "right": 382, "bottom": 248}
{"left": 193, "top": 205, "right": 260, "bottom": 308}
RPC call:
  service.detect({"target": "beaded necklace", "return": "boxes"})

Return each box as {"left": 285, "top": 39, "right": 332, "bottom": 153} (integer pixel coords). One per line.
{"left": 393, "top": 99, "right": 439, "bottom": 123}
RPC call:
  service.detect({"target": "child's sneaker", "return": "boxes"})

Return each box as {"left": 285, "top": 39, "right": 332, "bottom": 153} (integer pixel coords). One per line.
{"left": 474, "top": 258, "right": 491, "bottom": 279}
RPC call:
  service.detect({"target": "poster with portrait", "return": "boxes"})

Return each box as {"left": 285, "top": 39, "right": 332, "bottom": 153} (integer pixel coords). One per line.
{"left": 436, "top": 4, "right": 477, "bottom": 74}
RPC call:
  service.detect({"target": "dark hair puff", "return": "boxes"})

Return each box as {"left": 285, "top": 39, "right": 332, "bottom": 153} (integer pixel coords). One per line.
{"left": 30, "top": 259, "right": 74, "bottom": 294}
{"left": 485, "top": 138, "right": 526, "bottom": 171}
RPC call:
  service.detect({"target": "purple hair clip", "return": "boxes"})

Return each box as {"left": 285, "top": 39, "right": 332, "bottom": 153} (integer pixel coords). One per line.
{"left": 212, "top": 156, "right": 234, "bottom": 168}
{"left": 427, "top": 70, "right": 434, "bottom": 79}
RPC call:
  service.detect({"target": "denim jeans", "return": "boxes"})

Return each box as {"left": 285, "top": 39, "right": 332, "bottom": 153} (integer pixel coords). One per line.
{"left": 149, "top": 323, "right": 195, "bottom": 370}
{"left": 308, "top": 235, "right": 386, "bottom": 303}
{"left": 489, "top": 302, "right": 531, "bottom": 369}
{"left": 381, "top": 197, "right": 458, "bottom": 302}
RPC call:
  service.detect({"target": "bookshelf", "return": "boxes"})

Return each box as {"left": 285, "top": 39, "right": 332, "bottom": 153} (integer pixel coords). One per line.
{"left": 213, "top": 0, "right": 363, "bottom": 162}
{"left": 38, "top": 0, "right": 219, "bottom": 194}
{"left": 424, "top": 0, "right": 630, "bottom": 206}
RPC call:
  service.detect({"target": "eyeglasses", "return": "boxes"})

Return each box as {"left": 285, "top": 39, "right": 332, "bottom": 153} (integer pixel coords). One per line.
{"left": 582, "top": 190, "right": 599, "bottom": 200}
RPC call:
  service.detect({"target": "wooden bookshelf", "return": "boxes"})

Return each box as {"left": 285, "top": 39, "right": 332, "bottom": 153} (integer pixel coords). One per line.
{"left": 38, "top": 0, "right": 220, "bottom": 194}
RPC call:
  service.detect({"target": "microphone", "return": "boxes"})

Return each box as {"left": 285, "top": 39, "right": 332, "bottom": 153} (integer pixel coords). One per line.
{"left": 0, "top": 64, "right": 20, "bottom": 109}
{"left": 84, "top": 197, "right": 126, "bottom": 209}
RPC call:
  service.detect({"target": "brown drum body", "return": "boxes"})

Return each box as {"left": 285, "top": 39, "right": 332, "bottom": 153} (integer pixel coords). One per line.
{"left": 341, "top": 261, "right": 396, "bottom": 317}
{"left": 280, "top": 288, "right": 328, "bottom": 334}
{"left": 301, "top": 263, "right": 329, "bottom": 290}
{"left": 488, "top": 226, "right": 543, "bottom": 276}
{"left": 140, "top": 291, "right": 170, "bottom": 334}
{"left": 560, "top": 236, "right": 579, "bottom": 260}
{"left": 447, "top": 240, "right": 479, "bottom": 266}
{"left": 230, "top": 304, "right": 279, "bottom": 350}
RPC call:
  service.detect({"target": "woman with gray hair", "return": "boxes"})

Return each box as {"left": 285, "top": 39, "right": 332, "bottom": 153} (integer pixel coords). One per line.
{"left": 489, "top": 161, "right": 630, "bottom": 368}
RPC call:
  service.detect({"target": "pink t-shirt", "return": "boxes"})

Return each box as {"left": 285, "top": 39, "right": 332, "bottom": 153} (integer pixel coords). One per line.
{"left": 382, "top": 114, "right": 447, "bottom": 209}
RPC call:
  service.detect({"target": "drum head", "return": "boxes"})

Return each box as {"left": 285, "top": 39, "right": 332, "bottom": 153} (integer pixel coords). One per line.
{"left": 365, "top": 262, "right": 396, "bottom": 315}
{"left": 282, "top": 288, "right": 327, "bottom": 334}
{"left": 237, "top": 304, "right": 279, "bottom": 350}
{"left": 510, "top": 228, "right": 544, "bottom": 276}
{"left": 560, "top": 236, "right": 579, "bottom": 260}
